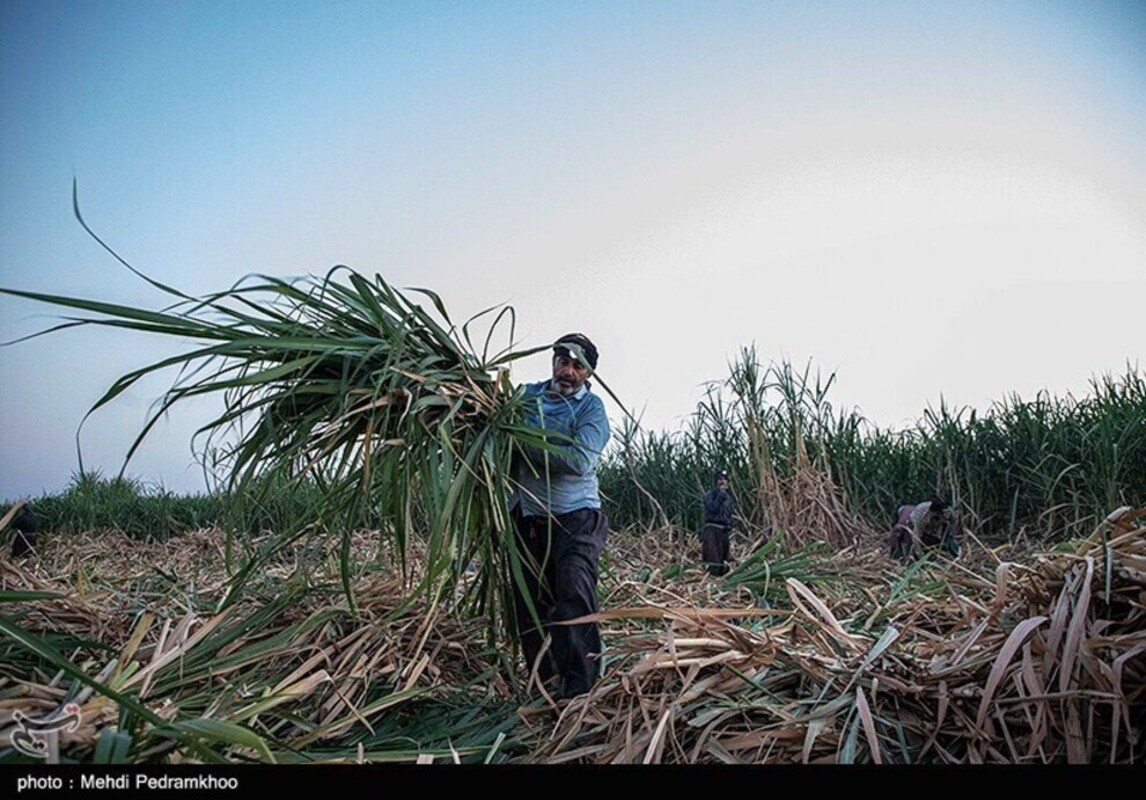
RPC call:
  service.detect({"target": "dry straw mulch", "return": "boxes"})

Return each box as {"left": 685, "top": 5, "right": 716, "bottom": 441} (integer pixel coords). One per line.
{"left": 2, "top": 507, "right": 1144, "bottom": 764}
{"left": 1, "top": 529, "right": 509, "bottom": 762}
{"left": 521, "top": 506, "right": 1145, "bottom": 764}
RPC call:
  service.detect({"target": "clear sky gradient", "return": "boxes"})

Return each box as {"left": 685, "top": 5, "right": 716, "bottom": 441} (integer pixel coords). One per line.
{"left": 2, "top": 1, "right": 1144, "bottom": 499}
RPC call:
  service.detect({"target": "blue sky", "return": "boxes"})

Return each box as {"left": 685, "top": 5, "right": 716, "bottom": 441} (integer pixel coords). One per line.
{"left": 2, "top": 0, "right": 1144, "bottom": 499}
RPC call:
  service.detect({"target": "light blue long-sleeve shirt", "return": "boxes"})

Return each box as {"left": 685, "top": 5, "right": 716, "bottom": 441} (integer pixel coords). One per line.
{"left": 511, "top": 379, "right": 611, "bottom": 516}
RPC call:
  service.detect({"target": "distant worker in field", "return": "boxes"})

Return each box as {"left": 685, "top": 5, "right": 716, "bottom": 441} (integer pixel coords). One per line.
{"left": 4, "top": 501, "right": 40, "bottom": 558}
{"left": 509, "top": 332, "right": 611, "bottom": 701}
{"left": 701, "top": 469, "right": 735, "bottom": 576}
{"left": 887, "top": 496, "right": 960, "bottom": 562}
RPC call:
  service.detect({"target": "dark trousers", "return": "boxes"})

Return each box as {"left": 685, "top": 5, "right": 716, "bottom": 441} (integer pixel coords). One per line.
{"left": 700, "top": 523, "right": 731, "bottom": 576}
{"left": 511, "top": 508, "right": 608, "bottom": 697}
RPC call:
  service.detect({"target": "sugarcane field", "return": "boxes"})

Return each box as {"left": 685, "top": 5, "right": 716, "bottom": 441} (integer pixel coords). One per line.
{"left": 4, "top": 500, "right": 1145, "bottom": 766}
{"left": 1, "top": 260, "right": 1143, "bottom": 767}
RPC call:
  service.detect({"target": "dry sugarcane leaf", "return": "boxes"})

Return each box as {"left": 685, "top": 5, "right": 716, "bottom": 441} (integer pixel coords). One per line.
{"left": 975, "top": 616, "right": 1049, "bottom": 735}
{"left": 785, "top": 578, "right": 864, "bottom": 654}
{"left": 854, "top": 685, "right": 882, "bottom": 764}
{"left": 1064, "top": 697, "right": 1088, "bottom": 764}
{"left": 644, "top": 707, "right": 672, "bottom": 764}
{"left": 1019, "top": 642, "right": 1050, "bottom": 761}
{"left": 1110, "top": 642, "right": 1146, "bottom": 761}
{"left": 1059, "top": 557, "right": 1094, "bottom": 693}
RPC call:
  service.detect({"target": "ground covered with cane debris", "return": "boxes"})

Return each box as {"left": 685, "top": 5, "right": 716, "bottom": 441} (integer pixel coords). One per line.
{"left": 2, "top": 506, "right": 1143, "bottom": 765}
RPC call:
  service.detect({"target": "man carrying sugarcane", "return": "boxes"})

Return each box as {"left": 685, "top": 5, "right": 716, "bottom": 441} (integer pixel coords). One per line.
{"left": 700, "top": 470, "right": 735, "bottom": 576}
{"left": 509, "top": 333, "right": 611, "bottom": 701}
{"left": 887, "top": 496, "right": 960, "bottom": 562}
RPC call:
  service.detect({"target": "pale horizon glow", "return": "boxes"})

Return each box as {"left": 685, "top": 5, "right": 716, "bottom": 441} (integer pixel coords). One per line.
{"left": 2, "top": 1, "right": 1144, "bottom": 499}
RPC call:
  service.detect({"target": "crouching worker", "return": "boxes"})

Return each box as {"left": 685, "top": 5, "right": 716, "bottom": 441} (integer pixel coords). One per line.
{"left": 508, "top": 333, "right": 611, "bottom": 701}
{"left": 4, "top": 501, "right": 40, "bottom": 558}
{"left": 700, "top": 470, "right": 735, "bottom": 576}
{"left": 887, "top": 497, "right": 960, "bottom": 562}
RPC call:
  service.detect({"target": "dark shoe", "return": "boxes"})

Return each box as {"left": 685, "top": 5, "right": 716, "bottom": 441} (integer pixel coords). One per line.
{"left": 556, "top": 675, "right": 593, "bottom": 701}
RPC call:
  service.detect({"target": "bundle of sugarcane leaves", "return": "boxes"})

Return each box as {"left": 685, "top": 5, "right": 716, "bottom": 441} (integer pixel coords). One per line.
{"left": 0, "top": 539, "right": 528, "bottom": 765}
{"left": 0, "top": 207, "right": 584, "bottom": 634}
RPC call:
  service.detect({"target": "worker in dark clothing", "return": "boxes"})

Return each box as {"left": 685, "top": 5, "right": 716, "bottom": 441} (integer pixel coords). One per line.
{"left": 887, "top": 497, "right": 960, "bottom": 562}
{"left": 700, "top": 470, "right": 735, "bottom": 576}
{"left": 509, "top": 333, "right": 611, "bottom": 701}
{"left": 5, "top": 502, "right": 40, "bottom": 558}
